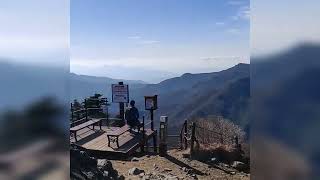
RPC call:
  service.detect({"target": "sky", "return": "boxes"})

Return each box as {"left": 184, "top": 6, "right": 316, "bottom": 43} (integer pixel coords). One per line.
{"left": 0, "top": 0, "right": 69, "bottom": 67}
{"left": 1, "top": 0, "right": 319, "bottom": 82}
{"left": 251, "top": 0, "right": 320, "bottom": 56}
{"left": 71, "top": 0, "right": 250, "bottom": 83}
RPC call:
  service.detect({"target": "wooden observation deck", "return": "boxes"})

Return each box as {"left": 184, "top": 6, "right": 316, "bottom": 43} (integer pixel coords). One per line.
{"left": 70, "top": 97, "right": 158, "bottom": 158}
{"left": 70, "top": 124, "right": 157, "bottom": 158}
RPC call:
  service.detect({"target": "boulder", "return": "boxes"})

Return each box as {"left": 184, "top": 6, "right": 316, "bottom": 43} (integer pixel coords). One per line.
{"left": 128, "top": 167, "right": 145, "bottom": 175}
{"left": 70, "top": 146, "right": 121, "bottom": 180}
{"left": 231, "top": 161, "right": 247, "bottom": 172}
{"left": 131, "top": 157, "right": 140, "bottom": 162}
{"left": 98, "top": 159, "right": 113, "bottom": 171}
{"left": 163, "top": 168, "right": 172, "bottom": 172}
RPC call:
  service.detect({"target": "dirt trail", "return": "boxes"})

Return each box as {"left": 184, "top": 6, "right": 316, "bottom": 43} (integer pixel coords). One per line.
{"left": 111, "top": 149, "right": 249, "bottom": 180}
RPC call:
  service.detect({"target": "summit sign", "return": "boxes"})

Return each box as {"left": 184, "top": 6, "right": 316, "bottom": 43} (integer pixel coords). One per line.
{"left": 111, "top": 84, "right": 129, "bottom": 103}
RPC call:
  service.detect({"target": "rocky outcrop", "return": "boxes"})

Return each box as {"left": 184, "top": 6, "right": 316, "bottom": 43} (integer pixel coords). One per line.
{"left": 70, "top": 146, "right": 124, "bottom": 180}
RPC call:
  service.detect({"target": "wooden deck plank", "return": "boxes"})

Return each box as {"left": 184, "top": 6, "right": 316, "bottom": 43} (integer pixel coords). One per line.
{"left": 71, "top": 125, "right": 156, "bottom": 155}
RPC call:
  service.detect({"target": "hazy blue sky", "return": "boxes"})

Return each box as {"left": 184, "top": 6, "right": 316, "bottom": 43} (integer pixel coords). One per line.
{"left": 252, "top": 0, "right": 320, "bottom": 56}
{"left": 0, "top": 0, "right": 69, "bottom": 66}
{"left": 2, "top": 0, "right": 318, "bottom": 82}
{"left": 71, "top": 0, "right": 250, "bottom": 82}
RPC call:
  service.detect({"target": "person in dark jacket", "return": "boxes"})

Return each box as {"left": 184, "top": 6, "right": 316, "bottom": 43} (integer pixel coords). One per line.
{"left": 125, "top": 100, "right": 141, "bottom": 132}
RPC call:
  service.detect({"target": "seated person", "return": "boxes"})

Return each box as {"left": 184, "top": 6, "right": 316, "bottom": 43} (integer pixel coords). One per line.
{"left": 125, "top": 100, "right": 142, "bottom": 132}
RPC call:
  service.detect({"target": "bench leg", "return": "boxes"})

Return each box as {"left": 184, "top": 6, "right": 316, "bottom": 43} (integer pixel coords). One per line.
{"left": 74, "top": 132, "right": 77, "bottom": 142}
{"left": 107, "top": 135, "right": 111, "bottom": 147}
{"left": 93, "top": 124, "right": 95, "bottom": 130}
{"left": 100, "top": 121, "right": 102, "bottom": 130}
{"left": 116, "top": 136, "right": 120, "bottom": 148}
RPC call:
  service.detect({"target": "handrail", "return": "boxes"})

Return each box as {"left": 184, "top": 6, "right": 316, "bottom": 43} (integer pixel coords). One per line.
{"left": 167, "top": 134, "right": 180, "bottom": 137}
{"left": 72, "top": 109, "right": 86, "bottom": 113}
{"left": 70, "top": 117, "right": 89, "bottom": 124}
{"left": 144, "top": 121, "right": 152, "bottom": 126}
{"left": 87, "top": 107, "right": 103, "bottom": 110}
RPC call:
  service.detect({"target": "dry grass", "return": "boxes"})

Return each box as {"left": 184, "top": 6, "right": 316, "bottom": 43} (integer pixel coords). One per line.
{"left": 192, "top": 116, "right": 246, "bottom": 148}
{"left": 188, "top": 116, "right": 250, "bottom": 166}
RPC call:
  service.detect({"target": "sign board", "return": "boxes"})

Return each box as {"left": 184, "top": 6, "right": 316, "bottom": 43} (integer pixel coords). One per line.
{"left": 112, "top": 84, "right": 129, "bottom": 103}
{"left": 145, "top": 95, "right": 158, "bottom": 110}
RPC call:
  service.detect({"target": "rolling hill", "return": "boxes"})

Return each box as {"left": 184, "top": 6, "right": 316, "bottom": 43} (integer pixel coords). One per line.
{"left": 129, "top": 63, "right": 250, "bottom": 131}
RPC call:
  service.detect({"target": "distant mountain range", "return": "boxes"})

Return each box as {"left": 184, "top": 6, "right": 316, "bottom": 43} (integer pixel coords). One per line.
{"left": 129, "top": 63, "right": 250, "bottom": 131}
{"left": 69, "top": 73, "right": 146, "bottom": 101}
{"left": 0, "top": 60, "right": 250, "bottom": 132}
{"left": 71, "top": 63, "right": 250, "bottom": 132}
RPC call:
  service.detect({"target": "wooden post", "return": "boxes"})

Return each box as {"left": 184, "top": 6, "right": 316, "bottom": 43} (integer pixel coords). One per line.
{"left": 159, "top": 116, "right": 168, "bottom": 156}
{"left": 118, "top": 82, "right": 125, "bottom": 121}
{"left": 234, "top": 136, "right": 241, "bottom": 150}
{"left": 190, "top": 122, "right": 196, "bottom": 157}
{"left": 142, "top": 116, "right": 145, "bottom": 139}
{"left": 153, "top": 131, "right": 157, "bottom": 153}
{"left": 184, "top": 120, "right": 188, "bottom": 149}
{"left": 150, "top": 109, "right": 154, "bottom": 130}
{"left": 149, "top": 109, "right": 157, "bottom": 152}
{"left": 85, "top": 99, "right": 88, "bottom": 121}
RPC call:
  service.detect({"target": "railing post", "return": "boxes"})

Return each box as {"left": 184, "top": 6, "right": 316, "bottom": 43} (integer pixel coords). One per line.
{"left": 234, "top": 135, "right": 241, "bottom": 150}
{"left": 190, "top": 122, "right": 196, "bottom": 157}
{"left": 71, "top": 103, "right": 74, "bottom": 121}
{"left": 184, "top": 120, "right": 188, "bottom": 149}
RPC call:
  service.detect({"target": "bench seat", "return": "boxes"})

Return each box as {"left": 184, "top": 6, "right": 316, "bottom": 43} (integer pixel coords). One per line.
{"left": 70, "top": 118, "right": 102, "bottom": 142}
{"left": 107, "top": 125, "right": 130, "bottom": 148}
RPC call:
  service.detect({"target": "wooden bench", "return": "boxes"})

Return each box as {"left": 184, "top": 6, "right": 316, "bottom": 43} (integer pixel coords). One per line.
{"left": 107, "top": 125, "right": 130, "bottom": 148}
{"left": 70, "top": 118, "right": 102, "bottom": 142}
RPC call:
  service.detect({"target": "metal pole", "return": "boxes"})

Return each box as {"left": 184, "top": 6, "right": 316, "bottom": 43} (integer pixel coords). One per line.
{"left": 141, "top": 116, "right": 145, "bottom": 153}
{"left": 71, "top": 103, "right": 73, "bottom": 122}
{"left": 118, "top": 82, "right": 125, "bottom": 121}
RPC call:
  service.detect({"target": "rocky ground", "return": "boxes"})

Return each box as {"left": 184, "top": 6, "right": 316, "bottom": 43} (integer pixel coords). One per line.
{"left": 70, "top": 145, "right": 249, "bottom": 180}
{"left": 111, "top": 149, "right": 250, "bottom": 180}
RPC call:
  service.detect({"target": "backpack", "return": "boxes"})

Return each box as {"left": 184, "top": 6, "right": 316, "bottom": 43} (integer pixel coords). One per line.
{"left": 125, "top": 107, "right": 136, "bottom": 122}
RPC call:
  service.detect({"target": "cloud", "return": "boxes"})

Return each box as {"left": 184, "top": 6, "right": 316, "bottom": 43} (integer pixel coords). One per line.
{"left": 127, "top": 35, "right": 159, "bottom": 45}
{"left": 128, "top": 36, "right": 141, "bottom": 40}
{"left": 232, "top": 5, "right": 250, "bottom": 21}
{"left": 201, "top": 56, "right": 242, "bottom": 61}
{"left": 226, "top": 28, "right": 241, "bottom": 34}
{"left": 227, "top": 0, "right": 246, "bottom": 6}
{"left": 215, "top": 22, "right": 225, "bottom": 26}
{"left": 138, "top": 40, "right": 160, "bottom": 45}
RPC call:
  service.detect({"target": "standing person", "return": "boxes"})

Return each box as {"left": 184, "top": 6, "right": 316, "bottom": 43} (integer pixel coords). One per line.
{"left": 125, "top": 100, "right": 141, "bottom": 132}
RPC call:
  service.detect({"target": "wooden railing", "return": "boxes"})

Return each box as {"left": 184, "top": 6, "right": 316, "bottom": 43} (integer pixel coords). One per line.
{"left": 70, "top": 98, "right": 108, "bottom": 127}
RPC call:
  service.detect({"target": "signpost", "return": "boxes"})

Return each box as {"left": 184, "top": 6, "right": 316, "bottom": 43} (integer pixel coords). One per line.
{"left": 144, "top": 95, "right": 158, "bottom": 130}
{"left": 159, "top": 116, "right": 168, "bottom": 156}
{"left": 144, "top": 95, "right": 158, "bottom": 152}
{"left": 112, "top": 83, "right": 129, "bottom": 103}
{"left": 112, "top": 82, "right": 129, "bottom": 120}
